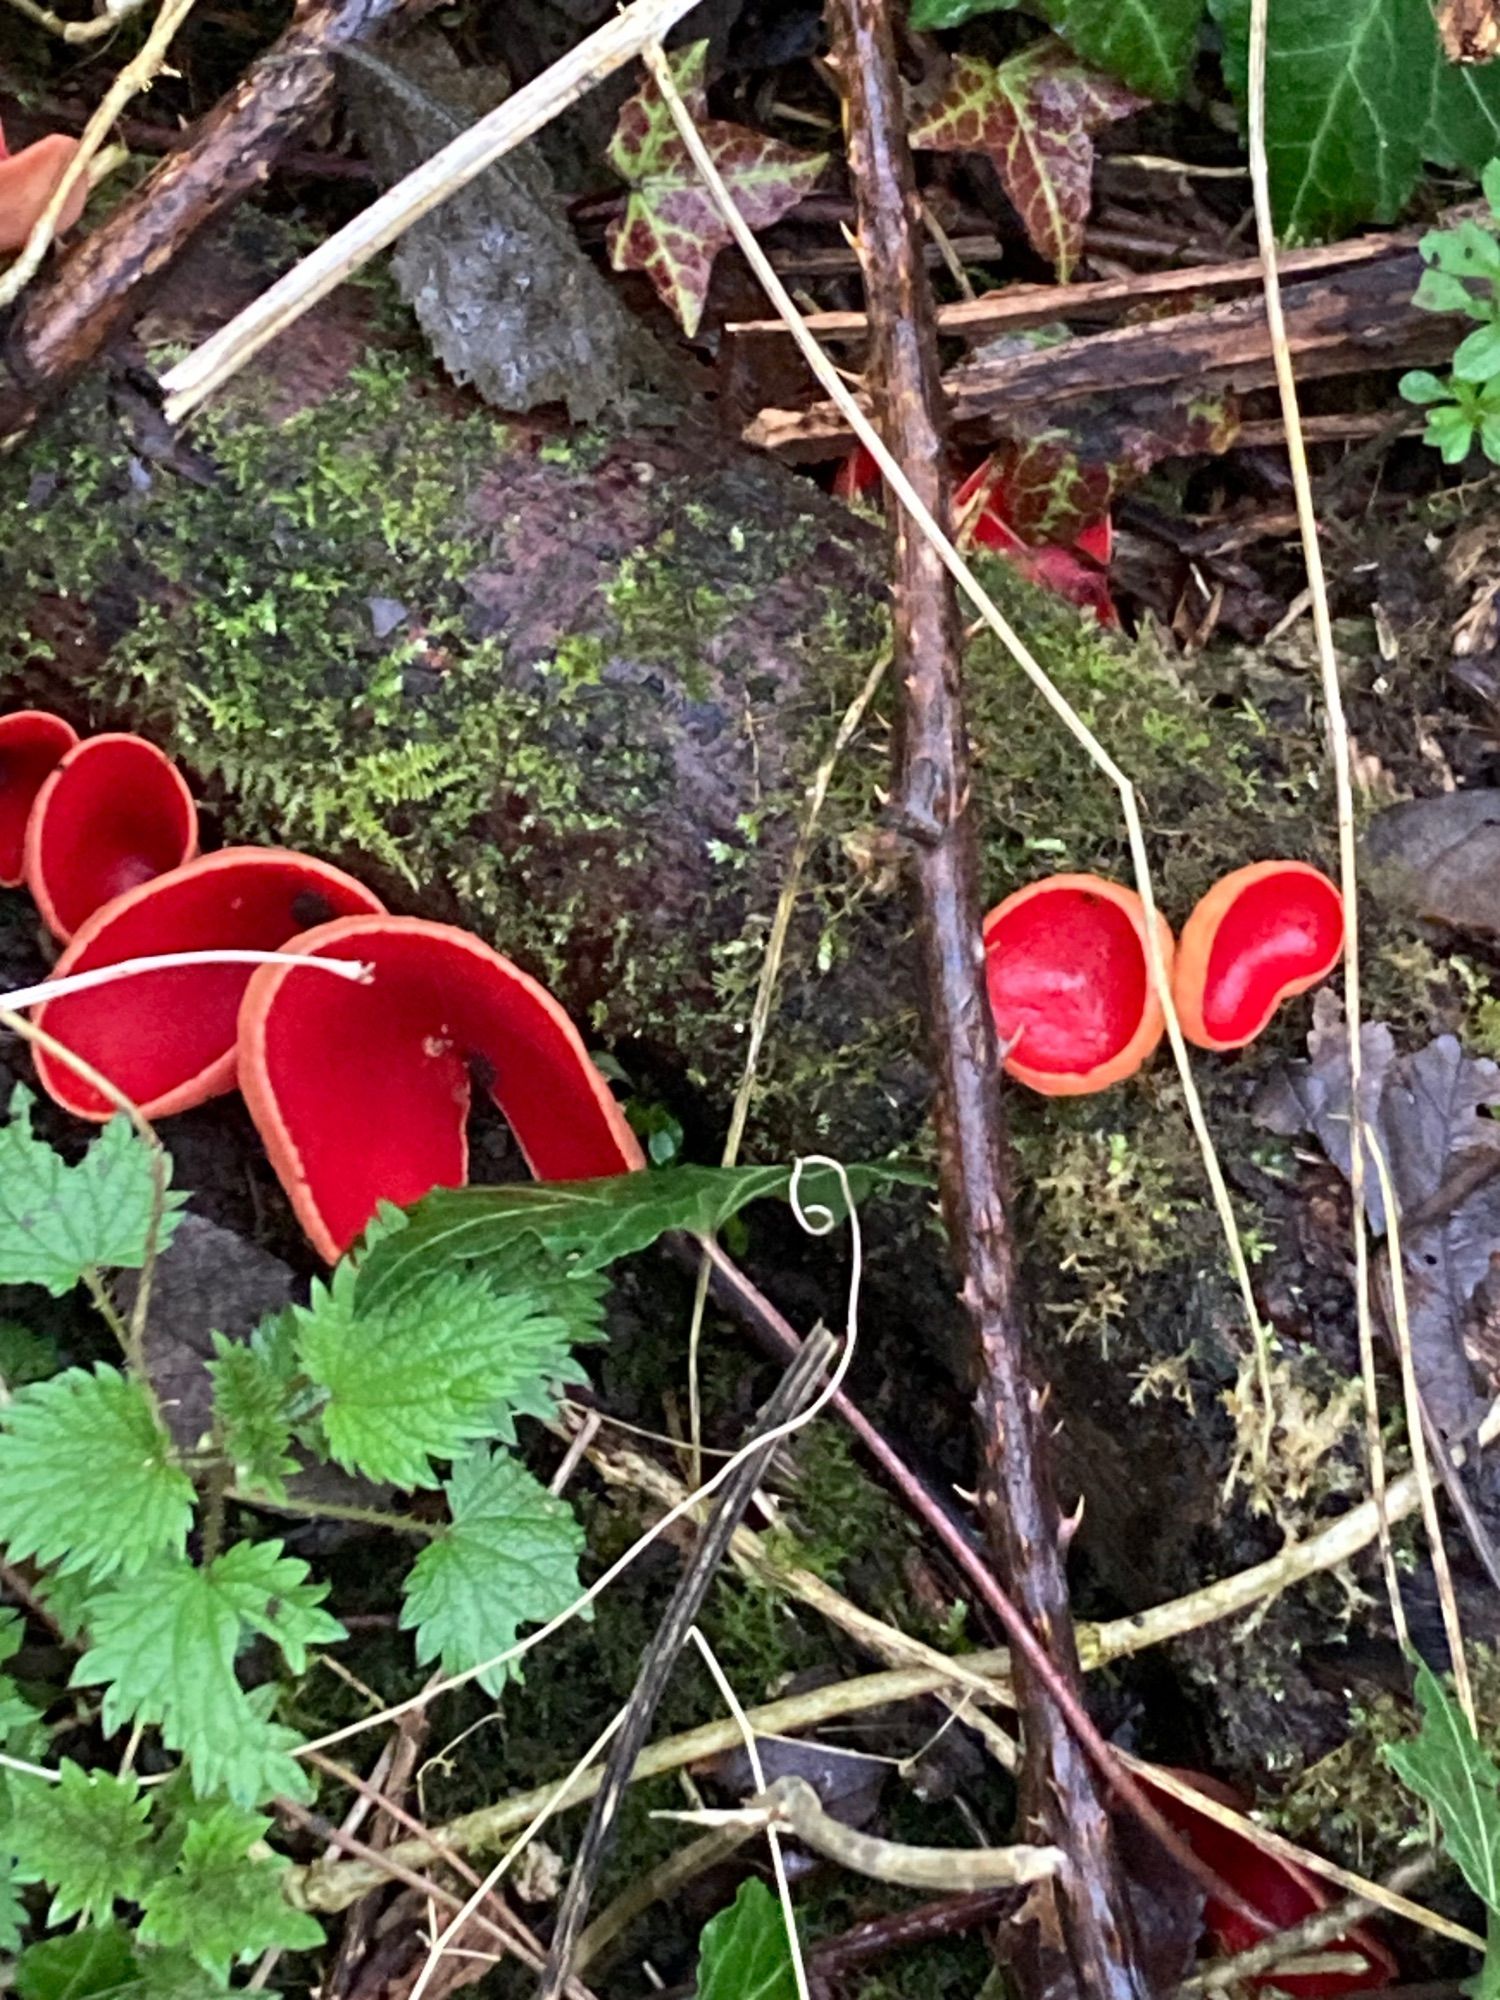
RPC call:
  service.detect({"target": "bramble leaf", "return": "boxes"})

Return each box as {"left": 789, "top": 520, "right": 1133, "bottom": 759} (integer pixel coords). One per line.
{"left": 400, "top": 1449, "right": 584, "bottom": 1694}
{"left": 0, "top": 1088, "right": 183, "bottom": 1296}
{"left": 138, "top": 1804, "right": 322, "bottom": 1978}
{"left": 71, "top": 1550, "right": 335, "bottom": 1806}
{"left": 908, "top": 44, "right": 1145, "bottom": 279}
{"left": 1386, "top": 1660, "right": 1500, "bottom": 1918}
{"left": 606, "top": 41, "right": 826, "bottom": 336}
{"left": 7, "top": 1764, "right": 155, "bottom": 1926}
{"left": 696, "top": 1879, "right": 799, "bottom": 2000}
{"left": 355, "top": 1160, "right": 927, "bottom": 1306}
{"left": 297, "top": 1261, "right": 592, "bottom": 1487}
{"left": 0, "top": 1367, "right": 195, "bottom": 1582}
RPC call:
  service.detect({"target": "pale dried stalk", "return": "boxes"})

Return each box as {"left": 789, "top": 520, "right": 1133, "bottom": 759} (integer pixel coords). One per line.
{"left": 156, "top": 0, "right": 704, "bottom": 422}
{"left": 1364, "top": 1126, "right": 1474, "bottom": 1726}
{"left": 0, "top": 0, "right": 146, "bottom": 41}
{"left": 638, "top": 40, "right": 1278, "bottom": 1464}
{"left": 0, "top": 0, "right": 196, "bottom": 308}
{"left": 1246, "top": 0, "right": 1393, "bottom": 1577}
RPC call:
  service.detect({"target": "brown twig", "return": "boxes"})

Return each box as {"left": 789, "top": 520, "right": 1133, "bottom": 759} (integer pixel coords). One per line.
{"left": 0, "top": 0, "right": 419, "bottom": 434}
{"left": 823, "top": 7, "right": 1144, "bottom": 1996}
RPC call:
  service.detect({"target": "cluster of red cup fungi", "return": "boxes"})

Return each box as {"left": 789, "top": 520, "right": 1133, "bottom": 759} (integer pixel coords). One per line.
{"left": 983, "top": 861, "right": 1344, "bottom": 1097}
{"left": 0, "top": 710, "right": 643, "bottom": 1261}
{"left": 0, "top": 717, "right": 1387, "bottom": 1985}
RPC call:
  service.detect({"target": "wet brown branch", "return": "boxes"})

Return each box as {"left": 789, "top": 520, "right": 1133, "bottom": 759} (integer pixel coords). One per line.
{"left": 0, "top": 0, "right": 420, "bottom": 434}
{"left": 823, "top": 4, "right": 1148, "bottom": 1997}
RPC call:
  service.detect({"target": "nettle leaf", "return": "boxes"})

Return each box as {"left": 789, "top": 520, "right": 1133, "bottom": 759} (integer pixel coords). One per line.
{"left": 401, "top": 1449, "right": 584, "bottom": 1694}
{"left": 909, "top": 45, "right": 1146, "bottom": 280}
{"left": 696, "top": 1879, "right": 799, "bottom": 2000}
{"left": 356, "top": 1159, "right": 927, "bottom": 1305}
{"left": 297, "top": 1261, "right": 592, "bottom": 1487}
{"left": 7, "top": 1763, "right": 155, "bottom": 1926}
{"left": 206, "top": 1329, "right": 302, "bottom": 1503}
{"left": 14, "top": 1923, "right": 141, "bottom": 2000}
{"left": 0, "top": 1861, "right": 24, "bottom": 1954}
{"left": 138, "top": 1803, "right": 323, "bottom": 1979}
{"left": 71, "top": 1548, "right": 338, "bottom": 1806}
{"left": 606, "top": 40, "right": 827, "bottom": 336}
{"left": 0, "top": 1087, "right": 184, "bottom": 1296}
{"left": 0, "top": 1367, "right": 195, "bottom": 1582}
{"left": 1386, "top": 1660, "right": 1500, "bottom": 1917}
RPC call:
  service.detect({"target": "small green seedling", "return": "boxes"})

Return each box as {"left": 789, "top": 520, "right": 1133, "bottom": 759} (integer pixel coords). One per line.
{"left": 1402, "top": 161, "right": 1500, "bottom": 465}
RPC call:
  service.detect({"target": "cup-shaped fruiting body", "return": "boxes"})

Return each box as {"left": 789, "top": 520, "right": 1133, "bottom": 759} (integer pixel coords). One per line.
{"left": 25, "top": 733, "right": 199, "bottom": 940}
{"left": 0, "top": 134, "right": 87, "bottom": 254}
{"left": 1143, "top": 1767, "right": 1395, "bottom": 1998}
{"left": 31, "top": 848, "right": 385, "bottom": 1120}
{"left": 0, "top": 711, "right": 77, "bottom": 885}
{"left": 238, "top": 915, "right": 646, "bottom": 1262}
{"left": 1173, "top": 861, "right": 1343, "bottom": 1052}
{"left": 982, "top": 874, "right": 1174, "bottom": 1096}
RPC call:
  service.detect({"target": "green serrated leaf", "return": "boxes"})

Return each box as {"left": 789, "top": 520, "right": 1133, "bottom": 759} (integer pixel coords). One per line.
{"left": 1387, "top": 1660, "right": 1500, "bottom": 1916}
{"left": 70, "top": 1552, "right": 332, "bottom": 1806}
{"left": 910, "top": 44, "right": 1145, "bottom": 279}
{"left": 7, "top": 1763, "right": 155, "bottom": 1926}
{"left": 16, "top": 1924, "right": 139, "bottom": 2000}
{"left": 0, "top": 1367, "right": 195, "bottom": 1582}
{"left": 696, "top": 1879, "right": 799, "bottom": 2000}
{"left": 137, "top": 1804, "right": 322, "bottom": 1979}
{"left": 401, "top": 1449, "right": 584, "bottom": 1694}
{"left": 0, "top": 1859, "right": 24, "bottom": 1953}
{"left": 298, "top": 1262, "right": 591, "bottom": 1487}
{"left": 1036, "top": 0, "right": 1202, "bottom": 99}
{"left": 206, "top": 1333, "right": 301, "bottom": 1503}
{"left": 357, "top": 1160, "right": 928, "bottom": 1307}
{"left": 0, "top": 1320, "right": 59, "bottom": 1388}
{"left": 0, "top": 1088, "right": 183, "bottom": 1296}
{"left": 195, "top": 1541, "right": 344, "bottom": 1672}
{"left": 605, "top": 41, "right": 827, "bottom": 336}
{"left": 1213, "top": 0, "right": 1437, "bottom": 238}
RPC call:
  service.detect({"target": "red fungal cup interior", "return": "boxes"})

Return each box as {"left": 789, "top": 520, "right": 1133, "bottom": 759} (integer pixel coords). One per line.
{"left": 1200, "top": 868, "right": 1343, "bottom": 1046}
{"left": 0, "top": 711, "right": 76, "bottom": 886}
{"left": 240, "top": 917, "right": 644, "bottom": 1261}
{"left": 27, "top": 734, "right": 198, "bottom": 939}
{"left": 985, "top": 885, "right": 1147, "bottom": 1077}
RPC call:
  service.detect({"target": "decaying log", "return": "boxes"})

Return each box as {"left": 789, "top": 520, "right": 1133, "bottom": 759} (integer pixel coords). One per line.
{"left": 748, "top": 242, "right": 1457, "bottom": 458}
{"left": 0, "top": 0, "right": 422, "bottom": 435}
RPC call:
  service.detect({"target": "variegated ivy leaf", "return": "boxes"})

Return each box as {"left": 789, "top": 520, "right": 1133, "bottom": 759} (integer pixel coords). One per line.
{"left": 606, "top": 40, "right": 827, "bottom": 337}
{"left": 909, "top": 43, "right": 1145, "bottom": 281}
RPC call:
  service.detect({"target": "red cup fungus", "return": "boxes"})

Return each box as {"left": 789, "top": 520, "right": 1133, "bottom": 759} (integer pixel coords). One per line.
{"left": 0, "top": 710, "right": 77, "bottom": 886}
{"left": 1173, "top": 861, "right": 1344, "bottom": 1052}
{"left": 25, "top": 732, "right": 200, "bottom": 940}
{"left": 0, "top": 130, "right": 88, "bottom": 254}
{"left": 238, "top": 915, "right": 646, "bottom": 1262}
{"left": 31, "top": 848, "right": 385, "bottom": 1121}
{"left": 983, "top": 874, "right": 1174, "bottom": 1096}
{"left": 1143, "top": 1767, "right": 1395, "bottom": 1998}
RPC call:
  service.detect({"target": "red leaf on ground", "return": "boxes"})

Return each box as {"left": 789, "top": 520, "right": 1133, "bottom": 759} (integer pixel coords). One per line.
{"left": 909, "top": 42, "right": 1146, "bottom": 279}
{"left": 606, "top": 41, "right": 827, "bottom": 337}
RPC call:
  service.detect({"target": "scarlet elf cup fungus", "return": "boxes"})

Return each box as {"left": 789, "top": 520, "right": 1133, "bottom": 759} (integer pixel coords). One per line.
{"left": 238, "top": 915, "right": 646, "bottom": 1262}
{"left": 1142, "top": 1768, "right": 1396, "bottom": 1998}
{"left": 25, "top": 733, "right": 199, "bottom": 940}
{"left": 0, "top": 711, "right": 77, "bottom": 886}
{"left": 31, "top": 849, "right": 385, "bottom": 1120}
{"left": 1173, "top": 861, "right": 1344, "bottom": 1052}
{"left": 982, "top": 875, "right": 1173, "bottom": 1096}
{"left": 0, "top": 128, "right": 87, "bottom": 254}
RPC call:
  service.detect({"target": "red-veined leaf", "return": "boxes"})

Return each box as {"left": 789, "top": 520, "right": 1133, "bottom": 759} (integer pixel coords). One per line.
{"left": 908, "top": 42, "right": 1146, "bottom": 280}
{"left": 606, "top": 41, "right": 827, "bottom": 337}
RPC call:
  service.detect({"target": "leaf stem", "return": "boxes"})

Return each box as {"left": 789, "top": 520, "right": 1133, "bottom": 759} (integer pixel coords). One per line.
{"left": 231, "top": 1487, "right": 441, "bottom": 1539}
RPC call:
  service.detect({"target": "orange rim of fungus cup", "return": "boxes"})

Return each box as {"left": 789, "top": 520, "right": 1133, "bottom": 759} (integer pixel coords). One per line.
{"left": 982, "top": 874, "right": 1174, "bottom": 1097}
{"left": 1173, "top": 861, "right": 1344, "bottom": 1052}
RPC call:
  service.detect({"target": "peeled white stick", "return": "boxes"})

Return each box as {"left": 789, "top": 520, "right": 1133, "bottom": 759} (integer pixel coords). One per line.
{"left": 0, "top": 949, "right": 373, "bottom": 1015}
